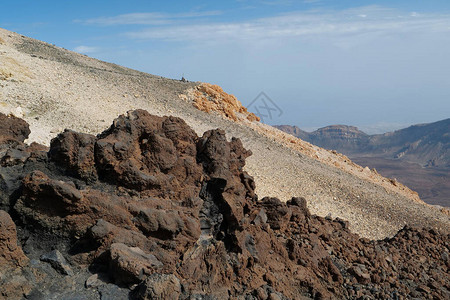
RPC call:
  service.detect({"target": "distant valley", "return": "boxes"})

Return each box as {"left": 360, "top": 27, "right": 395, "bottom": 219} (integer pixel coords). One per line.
{"left": 275, "top": 119, "right": 450, "bottom": 207}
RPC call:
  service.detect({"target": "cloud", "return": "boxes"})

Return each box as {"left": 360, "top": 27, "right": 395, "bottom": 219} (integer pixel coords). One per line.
{"left": 122, "top": 6, "right": 450, "bottom": 44}
{"left": 73, "top": 46, "right": 100, "bottom": 54}
{"left": 78, "top": 10, "right": 222, "bottom": 26}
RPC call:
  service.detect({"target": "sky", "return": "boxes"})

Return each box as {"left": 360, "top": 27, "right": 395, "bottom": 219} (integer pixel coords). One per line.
{"left": 1, "top": 0, "right": 450, "bottom": 134}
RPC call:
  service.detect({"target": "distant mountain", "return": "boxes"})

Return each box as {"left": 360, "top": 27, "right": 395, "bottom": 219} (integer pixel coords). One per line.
{"left": 273, "top": 125, "right": 310, "bottom": 141}
{"left": 275, "top": 119, "right": 450, "bottom": 206}
{"left": 366, "top": 119, "right": 450, "bottom": 167}
{"left": 308, "top": 125, "right": 370, "bottom": 155}
{"left": 275, "top": 118, "right": 450, "bottom": 168}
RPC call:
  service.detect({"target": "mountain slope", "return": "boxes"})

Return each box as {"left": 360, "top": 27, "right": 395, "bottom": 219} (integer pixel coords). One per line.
{"left": 275, "top": 119, "right": 450, "bottom": 167}
{"left": 367, "top": 119, "right": 450, "bottom": 167}
{"left": 1, "top": 27, "right": 448, "bottom": 239}
{"left": 308, "top": 125, "right": 370, "bottom": 154}
{"left": 275, "top": 119, "right": 450, "bottom": 206}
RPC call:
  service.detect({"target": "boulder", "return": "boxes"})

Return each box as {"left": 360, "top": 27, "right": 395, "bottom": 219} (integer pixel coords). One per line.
{"left": 15, "top": 171, "right": 134, "bottom": 236}
{"left": 108, "top": 243, "right": 163, "bottom": 286}
{"left": 49, "top": 130, "right": 98, "bottom": 182}
{"left": 286, "top": 197, "right": 310, "bottom": 223}
{"left": 40, "top": 250, "right": 73, "bottom": 276}
{"left": 93, "top": 110, "right": 203, "bottom": 200}
{"left": 133, "top": 273, "right": 181, "bottom": 300}
{"left": 259, "top": 197, "right": 291, "bottom": 230}
{"left": 133, "top": 209, "right": 184, "bottom": 240}
{"left": 0, "top": 113, "right": 30, "bottom": 142}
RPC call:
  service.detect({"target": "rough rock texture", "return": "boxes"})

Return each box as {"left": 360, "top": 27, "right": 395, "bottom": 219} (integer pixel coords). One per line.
{"left": 40, "top": 249, "right": 73, "bottom": 276}
{"left": 0, "top": 210, "right": 28, "bottom": 267}
{"left": 133, "top": 273, "right": 182, "bottom": 300}
{"left": 0, "top": 113, "right": 30, "bottom": 142}
{"left": 180, "top": 83, "right": 260, "bottom": 122}
{"left": 0, "top": 210, "right": 31, "bottom": 300}
{"left": 0, "top": 111, "right": 449, "bottom": 299}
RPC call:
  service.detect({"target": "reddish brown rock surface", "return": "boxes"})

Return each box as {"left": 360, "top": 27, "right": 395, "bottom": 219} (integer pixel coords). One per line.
{"left": 0, "top": 210, "right": 28, "bottom": 267}
{"left": 0, "top": 110, "right": 448, "bottom": 299}
{"left": 0, "top": 113, "right": 30, "bottom": 143}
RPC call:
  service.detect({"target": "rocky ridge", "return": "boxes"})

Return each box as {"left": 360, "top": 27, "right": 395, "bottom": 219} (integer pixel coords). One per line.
{"left": 274, "top": 120, "right": 450, "bottom": 168}
{"left": 274, "top": 121, "right": 450, "bottom": 207}
{"left": 0, "top": 111, "right": 449, "bottom": 299}
{"left": 179, "top": 83, "right": 260, "bottom": 122}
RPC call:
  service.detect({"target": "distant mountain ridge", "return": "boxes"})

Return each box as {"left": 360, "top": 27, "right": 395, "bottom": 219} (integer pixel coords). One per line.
{"left": 275, "top": 119, "right": 450, "bottom": 206}
{"left": 275, "top": 118, "right": 450, "bottom": 168}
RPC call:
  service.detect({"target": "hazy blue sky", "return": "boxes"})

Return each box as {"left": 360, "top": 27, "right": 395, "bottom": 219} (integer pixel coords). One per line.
{"left": 1, "top": 0, "right": 450, "bottom": 133}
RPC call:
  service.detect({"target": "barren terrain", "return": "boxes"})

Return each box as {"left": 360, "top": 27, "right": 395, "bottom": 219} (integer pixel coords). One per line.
{"left": 1, "top": 27, "right": 448, "bottom": 240}
{"left": 352, "top": 157, "right": 450, "bottom": 207}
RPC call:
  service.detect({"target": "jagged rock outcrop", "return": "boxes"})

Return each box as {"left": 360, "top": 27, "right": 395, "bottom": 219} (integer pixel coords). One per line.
{"left": 179, "top": 83, "right": 260, "bottom": 122}
{"left": 0, "top": 111, "right": 449, "bottom": 299}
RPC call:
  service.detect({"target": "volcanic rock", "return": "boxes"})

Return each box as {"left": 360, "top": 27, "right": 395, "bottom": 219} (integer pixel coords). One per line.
{"left": 40, "top": 249, "right": 73, "bottom": 276}
{"left": 0, "top": 210, "right": 28, "bottom": 267}
{"left": 133, "top": 273, "right": 182, "bottom": 300}
{"left": 0, "top": 113, "right": 30, "bottom": 142}
{"left": 49, "top": 130, "right": 98, "bottom": 182}
{"left": 108, "top": 243, "right": 163, "bottom": 286}
{"left": 0, "top": 111, "right": 448, "bottom": 299}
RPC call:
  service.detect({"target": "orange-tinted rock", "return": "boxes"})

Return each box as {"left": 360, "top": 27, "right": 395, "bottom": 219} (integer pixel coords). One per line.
{"left": 181, "top": 83, "right": 260, "bottom": 122}
{"left": 133, "top": 273, "right": 181, "bottom": 300}
{"left": 108, "top": 243, "right": 163, "bottom": 285}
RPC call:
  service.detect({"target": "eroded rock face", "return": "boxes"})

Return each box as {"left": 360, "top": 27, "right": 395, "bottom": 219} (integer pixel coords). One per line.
{"left": 0, "top": 210, "right": 28, "bottom": 267}
{"left": 0, "top": 114, "right": 31, "bottom": 169}
{"left": 93, "top": 111, "right": 203, "bottom": 199}
{"left": 0, "top": 111, "right": 448, "bottom": 299}
{"left": 49, "top": 130, "right": 98, "bottom": 182}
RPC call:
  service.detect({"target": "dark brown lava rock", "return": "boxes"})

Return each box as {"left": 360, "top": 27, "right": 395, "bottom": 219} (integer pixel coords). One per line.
{"left": 0, "top": 111, "right": 448, "bottom": 299}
